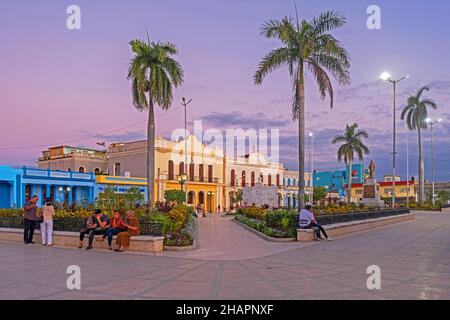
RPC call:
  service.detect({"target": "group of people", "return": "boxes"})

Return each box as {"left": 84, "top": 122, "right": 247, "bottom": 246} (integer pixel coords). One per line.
{"left": 23, "top": 195, "right": 140, "bottom": 252}
{"left": 79, "top": 208, "right": 140, "bottom": 252}
{"left": 23, "top": 195, "right": 54, "bottom": 245}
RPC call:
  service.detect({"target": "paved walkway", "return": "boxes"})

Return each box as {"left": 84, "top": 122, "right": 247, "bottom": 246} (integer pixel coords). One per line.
{"left": 163, "top": 214, "right": 308, "bottom": 260}
{"left": 0, "top": 211, "right": 449, "bottom": 299}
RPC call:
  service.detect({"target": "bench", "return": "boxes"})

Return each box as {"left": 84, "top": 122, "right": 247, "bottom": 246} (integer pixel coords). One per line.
{"left": 0, "top": 227, "right": 164, "bottom": 253}
{"left": 297, "top": 212, "right": 416, "bottom": 242}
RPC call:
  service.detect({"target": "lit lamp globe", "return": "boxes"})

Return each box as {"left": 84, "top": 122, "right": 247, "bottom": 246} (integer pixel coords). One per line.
{"left": 380, "top": 72, "right": 391, "bottom": 81}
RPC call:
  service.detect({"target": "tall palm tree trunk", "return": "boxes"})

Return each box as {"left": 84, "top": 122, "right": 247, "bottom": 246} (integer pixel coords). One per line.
{"left": 347, "top": 159, "right": 352, "bottom": 203}
{"left": 298, "top": 64, "right": 305, "bottom": 210}
{"left": 418, "top": 127, "right": 425, "bottom": 204}
{"left": 147, "top": 99, "right": 155, "bottom": 209}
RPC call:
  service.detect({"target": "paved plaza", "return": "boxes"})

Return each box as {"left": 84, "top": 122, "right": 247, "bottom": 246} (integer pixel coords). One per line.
{"left": 0, "top": 211, "right": 449, "bottom": 300}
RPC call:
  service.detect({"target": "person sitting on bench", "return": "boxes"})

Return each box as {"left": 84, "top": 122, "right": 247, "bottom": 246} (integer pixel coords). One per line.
{"left": 299, "top": 205, "right": 332, "bottom": 241}
{"left": 98, "top": 210, "right": 127, "bottom": 250}
{"left": 79, "top": 209, "right": 111, "bottom": 250}
{"left": 79, "top": 211, "right": 97, "bottom": 249}
{"left": 114, "top": 210, "right": 140, "bottom": 252}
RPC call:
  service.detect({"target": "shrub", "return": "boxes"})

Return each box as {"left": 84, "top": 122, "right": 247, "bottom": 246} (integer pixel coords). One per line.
{"left": 167, "top": 205, "right": 191, "bottom": 232}
{"left": 264, "top": 209, "right": 298, "bottom": 231}
{"left": 240, "top": 207, "right": 267, "bottom": 220}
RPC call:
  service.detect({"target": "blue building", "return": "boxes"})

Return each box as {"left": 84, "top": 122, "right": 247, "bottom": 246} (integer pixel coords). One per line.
{"left": 0, "top": 166, "right": 22, "bottom": 208}
{"left": 22, "top": 167, "right": 95, "bottom": 207}
{"left": 0, "top": 166, "right": 95, "bottom": 208}
{"left": 313, "top": 164, "right": 365, "bottom": 198}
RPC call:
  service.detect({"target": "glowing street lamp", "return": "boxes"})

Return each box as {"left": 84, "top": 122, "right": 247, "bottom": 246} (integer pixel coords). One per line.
{"left": 380, "top": 72, "right": 410, "bottom": 208}
{"left": 425, "top": 118, "right": 442, "bottom": 206}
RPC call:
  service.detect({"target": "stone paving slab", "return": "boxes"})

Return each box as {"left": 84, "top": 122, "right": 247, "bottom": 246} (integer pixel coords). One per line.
{"left": 0, "top": 211, "right": 449, "bottom": 299}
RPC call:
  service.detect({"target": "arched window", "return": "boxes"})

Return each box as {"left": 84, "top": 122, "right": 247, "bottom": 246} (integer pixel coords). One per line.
{"left": 179, "top": 162, "right": 185, "bottom": 175}
{"left": 168, "top": 160, "right": 174, "bottom": 180}
{"left": 251, "top": 172, "right": 255, "bottom": 186}
{"left": 293, "top": 178, "right": 297, "bottom": 186}
{"left": 268, "top": 174, "right": 272, "bottom": 186}
{"left": 260, "top": 174, "right": 264, "bottom": 184}
{"left": 276, "top": 174, "right": 280, "bottom": 186}
{"left": 288, "top": 178, "right": 291, "bottom": 186}
{"left": 283, "top": 177, "right": 286, "bottom": 186}
{"left": 78, "top": 166, "right": 86, "bottom": 173}
{"left": 189, "top": 162, "right": 195, "bottom": 181}
{"left": 94, "top": 168, "right": 101, "bottom": 175}
{"left": 188, "top": 191, "right": 195, "bottom": 204}
{"left": 231, "top": 169, "right": 235, "bottom": 186}
{"left": 199, "top": 164, "right": 204, "bottom": 182}
{"left": 208, "top": 165, "right": 213, "bottom": 183}
{"left": 241, "top": 171, "right": 246, "bottom": 187}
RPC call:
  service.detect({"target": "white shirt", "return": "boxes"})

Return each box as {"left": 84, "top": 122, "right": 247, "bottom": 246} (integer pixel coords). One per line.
{"left": 299, "top": 209, "right": 314, "bottom": 225}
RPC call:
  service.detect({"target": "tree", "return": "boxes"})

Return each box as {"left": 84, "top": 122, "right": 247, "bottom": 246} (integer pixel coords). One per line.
{"left": 231, "top": 189, "right": 243, "bottom": 206}
{"left": 332, "top": 123, "right": 369, "bottom": 203}
{"left": 401, "top": 86, "right": 437, "bottom": 205}
{"left": 313, "top": 186, "right": 328, "bottom": 202}
{"left": 127, "top": 35, "right": 184, "bottom": 209}
{"left": 124, "top": 187, "right": 144, "bottom": 206}
{"left": 436, "top": 190, "right": 450, "bottom": 206}
{"left": 164, "top": 189, "right": 186, "bottom": 205}
{"left": 254, "top": 9, "right": 351, "bottom": 210}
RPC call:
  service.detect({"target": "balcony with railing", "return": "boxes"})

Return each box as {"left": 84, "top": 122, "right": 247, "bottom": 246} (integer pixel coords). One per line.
{"left": 160, "top": 174, "right": 221, "bottom": 184}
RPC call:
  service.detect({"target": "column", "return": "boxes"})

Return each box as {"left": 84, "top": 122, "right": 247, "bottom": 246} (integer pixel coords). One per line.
{"left": 68, "top": 186, "right": 73, "bottom": 206}
{"left": 88, "top": 187, "right": 94, "bottom": 204}
{"left": 46, "top": 184, "right": 51, "bottom": 201}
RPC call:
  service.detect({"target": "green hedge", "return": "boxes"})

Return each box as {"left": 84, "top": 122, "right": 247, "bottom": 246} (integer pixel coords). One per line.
{"left": 235, "top": 213, "right": 296, "bottom": 238}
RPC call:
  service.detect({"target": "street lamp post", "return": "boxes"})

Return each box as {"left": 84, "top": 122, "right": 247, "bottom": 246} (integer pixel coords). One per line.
{"left": 425, "top": 118, "right": 442, "bottom": 206}
{"left": 381, "top": 72, "right": 410, "bottom": 208}
{"left": 181, "top": 97, "right": 192, "bottom": 205}
{"left": 309, "top": 132, "right": 314, "bottom": 204}
{"left": 177, "top": 174, "right": 188, "bottom": 192}
{"left": 406, "top": 130, "right": 410, "bottom": 208}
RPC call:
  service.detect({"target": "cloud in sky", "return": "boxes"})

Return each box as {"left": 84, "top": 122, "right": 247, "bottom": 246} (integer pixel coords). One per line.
{"left": 202, "top": 111, "right": 289, "bottom": 129}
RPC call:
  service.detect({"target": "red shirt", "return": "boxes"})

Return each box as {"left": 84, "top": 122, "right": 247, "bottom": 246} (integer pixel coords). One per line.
{"left": 111, "top": 216, "right": 125, "bottom": 229}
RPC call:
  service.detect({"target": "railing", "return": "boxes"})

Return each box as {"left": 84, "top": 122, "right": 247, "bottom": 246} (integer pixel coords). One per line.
{"left": 163, "top": 175, "right": 220, "bottom": 184}
{"left": 0, "top": 217, "right": 163, "bottom": 236}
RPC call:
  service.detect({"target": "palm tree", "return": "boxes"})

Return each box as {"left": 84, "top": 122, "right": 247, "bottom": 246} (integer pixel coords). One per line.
{"left": 332, "top": 123, "right": 369, "bottom": 203}
{"left": 127, "top": 36, "right": 184, "bottom": 209}
{"left": 254, "top": 9, "right": 351, "bottom": 210}
{"left": 401, "top": 86, "right": 437, "bottom": 205}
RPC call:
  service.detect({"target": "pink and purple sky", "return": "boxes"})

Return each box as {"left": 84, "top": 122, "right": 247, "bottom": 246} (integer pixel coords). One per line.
{"left": 0, "top": 0, "right": 449, "bottom": 181}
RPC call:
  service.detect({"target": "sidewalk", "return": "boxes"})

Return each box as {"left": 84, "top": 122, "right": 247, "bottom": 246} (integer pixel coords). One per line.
{"left": 163, "top": 214, "right": 308, "bottom": 260}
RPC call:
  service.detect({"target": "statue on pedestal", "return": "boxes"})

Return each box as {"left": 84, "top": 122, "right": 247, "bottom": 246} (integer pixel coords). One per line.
{"left": 369, "top": 160, "right": 375, "bottom": 179}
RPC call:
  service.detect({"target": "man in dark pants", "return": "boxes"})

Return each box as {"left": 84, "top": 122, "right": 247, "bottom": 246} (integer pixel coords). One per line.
{"left": 299, "top": 204, "right": 332, "bottom": 241}
{"left": 84, "top": 209, "right": 111, "bottom": 250}
{"left": 24, "top": 195, "right": 39, "bottom": 244}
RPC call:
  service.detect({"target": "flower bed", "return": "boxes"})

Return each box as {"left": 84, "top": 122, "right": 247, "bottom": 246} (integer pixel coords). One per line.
{"left": 235, "top": 208, "right": 297, "bottom": 238}
{"left": 0, "top": 205, "right": 196, "bottom": 246}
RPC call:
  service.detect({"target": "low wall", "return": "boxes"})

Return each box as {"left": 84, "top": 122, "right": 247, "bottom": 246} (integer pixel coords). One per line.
{"left": 0, "top": 228, "right": 164, "bottom": 253}
{"left": 297, "top": 213, "right": 416, "bottom": 242}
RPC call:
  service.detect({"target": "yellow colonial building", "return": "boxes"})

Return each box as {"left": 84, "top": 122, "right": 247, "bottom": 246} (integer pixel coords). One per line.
{"left": 105, "top": 135, "right": 226, "bottom": 212}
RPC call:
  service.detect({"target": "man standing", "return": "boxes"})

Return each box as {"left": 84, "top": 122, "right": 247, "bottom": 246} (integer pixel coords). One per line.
{"left": 24, "top": 195, "right": 39, "bottom": 244}
{"left": 299, "top": 204, "right": 332, "bottom": 241}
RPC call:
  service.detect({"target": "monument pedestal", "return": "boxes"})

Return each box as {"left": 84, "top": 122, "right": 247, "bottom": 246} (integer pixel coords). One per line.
{"left": 361, "top": 178, "right": 385, "bottom": 208}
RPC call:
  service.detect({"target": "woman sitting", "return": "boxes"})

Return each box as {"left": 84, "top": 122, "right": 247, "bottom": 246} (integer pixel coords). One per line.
{"left": 114, "top": 210, "right": 140, "bottom": 252}
{"left": 99, "top": 210, "right": 127, "bottom": 250}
